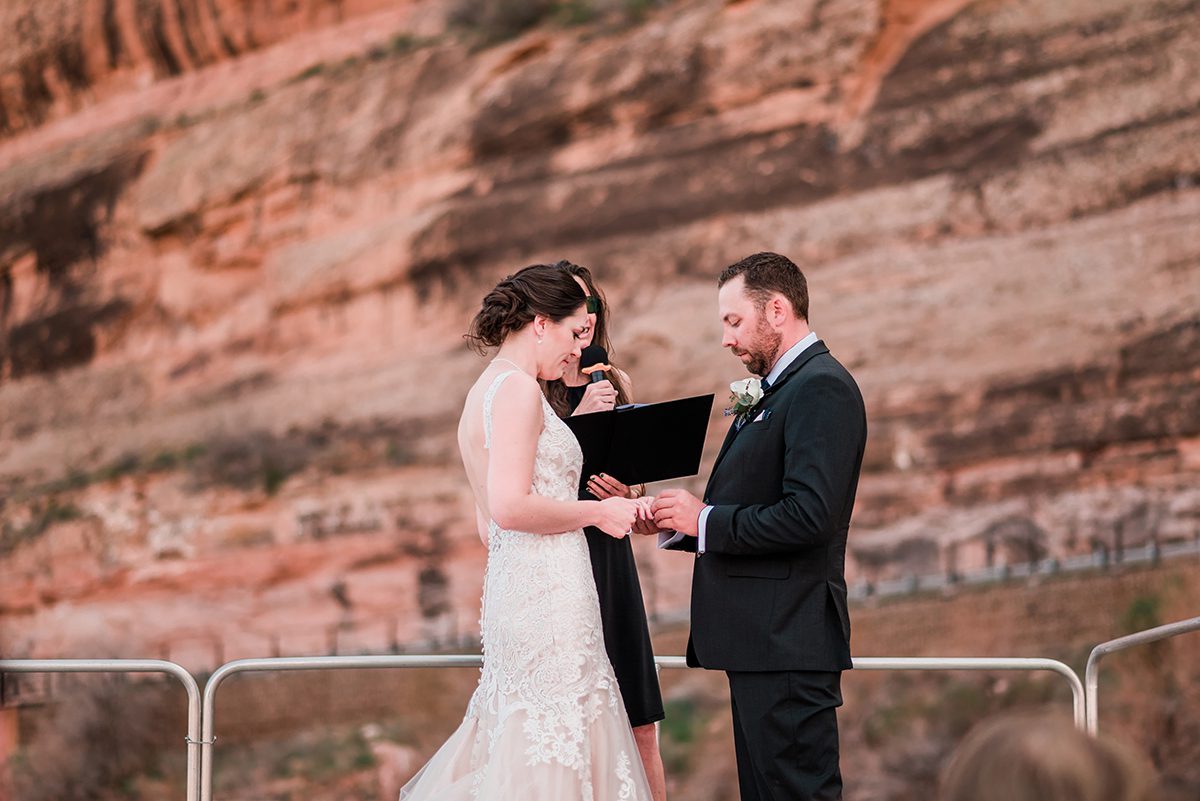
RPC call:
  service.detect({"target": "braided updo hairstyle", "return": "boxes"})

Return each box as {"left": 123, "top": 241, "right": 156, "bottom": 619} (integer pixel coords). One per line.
{"left": 466, "top": 264, "right": 588, "bottom": 353}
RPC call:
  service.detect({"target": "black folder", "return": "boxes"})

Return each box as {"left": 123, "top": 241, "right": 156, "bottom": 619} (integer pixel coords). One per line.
{"left": 563, "top": 393, "right": 715, "bottom": 489}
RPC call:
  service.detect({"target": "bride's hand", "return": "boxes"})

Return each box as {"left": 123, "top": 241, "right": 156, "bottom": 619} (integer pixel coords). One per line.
{"left": 593, "top": 497, "right": 639, "bottom": 539}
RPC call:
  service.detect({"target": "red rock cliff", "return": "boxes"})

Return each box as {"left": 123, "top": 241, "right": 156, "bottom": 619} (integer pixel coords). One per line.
{"left": 1, "top": 0, "right": 1198, "bottom": 662}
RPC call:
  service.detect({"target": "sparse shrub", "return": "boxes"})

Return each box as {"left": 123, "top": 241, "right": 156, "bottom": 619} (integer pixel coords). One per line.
{"left": 182, "top": 444, "right": 207, "bottom": 461}
{"left": 262, "top": 459, "right": 289, "bottom": 495}
{"left": 268, "top": 727, "right": 376, "bottom": 781}
{"left": 292, "top": 62, "right": 327, "bottom": 82}
{"left": 659, "top": 695, "right": 714, "bottom": 774}
{"left": 96, "top": 452, "right": 141, "bottom": 481}
{"left": 1121, "top": 593, "right": 1161, "bottom": 634}
{"left": 448, "top": 0, "right": 672, "bottom": 43}
{"left": 148, "top": 450, "right": 181, "bottom": 471}
{"left": 13, "top": 421, "right": 432, "bottom": 517}
{"left": 863, "top": 695, "right": 926, "bottom": 748}
{"left": 579, "top": 0, "right": 669, "bottom": 25}
{"left": 54, "top": 469, "right": 91, "bottom": 492}
{"left": 939, "top": 680, "right": 994, "bottom": 738}
{"left": 386, "top": 439, "right": 416, "bottom": 466}
{"left": 620, "top": 0, "right": 663, "bottom": 22}
{"left": 388, "top": 33, "right": 421, "bottom": 54}
{"left": 296, "top": 33, "right": 433, "bottom": 81}
{"left": 660, "top": 696, "right": 698, "bottom": 744}
{"left": 558, "top": 0, "right": 600, "bottom": 25}
{"left": 189, "top": 432, "right": 310, "bottom": 494}
{"left": 3, "top": 675, "right": 175, "bottom": 801}
{"left": 1120, "top": 593, "right": 1172, "bottom": 668}
{"left": 449, "top": 0, "right": 559, "bottom": 42}
{"left": 0, "top": 500, "right": 84, "bottom": 555}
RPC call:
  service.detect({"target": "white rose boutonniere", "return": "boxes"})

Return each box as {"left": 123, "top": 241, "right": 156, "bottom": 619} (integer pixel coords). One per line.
{"left": 724, "top": 377, "right": 763, "bottom": 424}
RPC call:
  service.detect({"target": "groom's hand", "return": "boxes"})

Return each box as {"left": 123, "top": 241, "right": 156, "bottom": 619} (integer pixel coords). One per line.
{"left": 631, "top": 516, "right": 663, "bottom": 536}
{"left": 652, "top": 489, "right": 704, "bottom": 537}
{"left": 630, "top": 497, "right": 662, "bottom": 535}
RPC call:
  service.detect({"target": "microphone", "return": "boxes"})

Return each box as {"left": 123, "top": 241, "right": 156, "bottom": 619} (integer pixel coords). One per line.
{"left": 580, "top": 344, "right": 610, "bottom": 383}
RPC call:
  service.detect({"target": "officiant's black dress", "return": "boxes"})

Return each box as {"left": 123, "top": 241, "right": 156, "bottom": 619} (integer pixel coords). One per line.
{"left": 565, "top": 383, "right": 665, "bottom": 728}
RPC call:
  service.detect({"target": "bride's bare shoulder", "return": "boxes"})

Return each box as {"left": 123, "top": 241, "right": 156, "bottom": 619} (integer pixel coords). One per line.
{"left": 465, "top": 368, "right": 537, "bottom": 401}
{"left": 461, "top": 369, "right": 540, "bottom": 424}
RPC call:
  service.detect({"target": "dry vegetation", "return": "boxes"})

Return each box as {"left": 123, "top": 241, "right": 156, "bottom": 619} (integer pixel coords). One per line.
{"left": 2, "top": 676, "right": 182, "bottom": 801}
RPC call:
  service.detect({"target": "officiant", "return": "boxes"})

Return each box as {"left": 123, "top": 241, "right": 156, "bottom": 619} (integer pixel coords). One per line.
{"left": 543, "top": 260, "right": 667, "bottom": 801}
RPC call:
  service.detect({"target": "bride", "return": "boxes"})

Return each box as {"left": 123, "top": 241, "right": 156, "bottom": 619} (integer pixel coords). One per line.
{"left": 400, "top": 264, "right": 656, "bottom": 800}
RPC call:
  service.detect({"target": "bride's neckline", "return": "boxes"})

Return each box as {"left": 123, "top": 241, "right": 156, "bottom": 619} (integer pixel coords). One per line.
{"left": 491, "top": 356, "right": 533, "bottom": 377}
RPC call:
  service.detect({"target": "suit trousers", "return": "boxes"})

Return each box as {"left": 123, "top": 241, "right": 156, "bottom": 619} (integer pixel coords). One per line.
{"left": 727, "top": 669, "right": 843, "bottom": 801}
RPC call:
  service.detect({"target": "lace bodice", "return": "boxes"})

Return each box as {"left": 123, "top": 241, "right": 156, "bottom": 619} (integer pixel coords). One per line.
{"left": 482, "top": 369, "right": 583, "bottom": 504}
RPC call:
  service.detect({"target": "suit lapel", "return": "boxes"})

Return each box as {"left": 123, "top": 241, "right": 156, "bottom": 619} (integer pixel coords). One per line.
{"left": 705, "top": 418, "right": 741, "bottom": 494}
{"left": 705, "top": 340, "right": 829, "bottom": 491}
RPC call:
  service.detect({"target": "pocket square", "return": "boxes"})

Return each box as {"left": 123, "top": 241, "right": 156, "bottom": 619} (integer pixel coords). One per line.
{"left": 752, "top": 408, "right": 773, "bottom": 423}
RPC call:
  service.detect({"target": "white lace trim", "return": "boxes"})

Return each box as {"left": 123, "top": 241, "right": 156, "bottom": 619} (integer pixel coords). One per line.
{"left": 482, "top": 370, "right": 517, "bottom": 450}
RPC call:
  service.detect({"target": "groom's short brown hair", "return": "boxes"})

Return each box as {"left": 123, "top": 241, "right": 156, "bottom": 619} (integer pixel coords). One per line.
{"left": 718, "top": 252, "right": 809, "bottom": 321}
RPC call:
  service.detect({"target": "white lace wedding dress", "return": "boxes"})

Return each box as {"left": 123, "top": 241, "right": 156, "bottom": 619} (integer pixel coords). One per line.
{"left": 399, "top": 371, "right": 653, "bottom": 801}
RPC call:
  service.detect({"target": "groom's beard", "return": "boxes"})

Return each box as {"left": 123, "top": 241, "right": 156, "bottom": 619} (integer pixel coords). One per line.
{"left": 744, "top": 322, "right": 783, "bottom": 377}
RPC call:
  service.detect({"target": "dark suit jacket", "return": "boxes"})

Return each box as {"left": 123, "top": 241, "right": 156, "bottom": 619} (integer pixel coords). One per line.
{"left": 679, "top": 340, "right": 866, "bottom": 672}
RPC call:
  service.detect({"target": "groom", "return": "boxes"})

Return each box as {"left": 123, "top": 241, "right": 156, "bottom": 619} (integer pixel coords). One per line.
{"left": 643, "top": 252, "right": 866, "bottom": 800}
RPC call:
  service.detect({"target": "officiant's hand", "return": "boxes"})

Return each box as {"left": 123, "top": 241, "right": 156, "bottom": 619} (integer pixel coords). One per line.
{"left": 572, "top": 380, "right": 618, "bottom": 415}
{"left": 652, "top": 489, "right": 704, "bottom": 537}
{"left": 586, "top": 472, "right": 631, "bottom": 500}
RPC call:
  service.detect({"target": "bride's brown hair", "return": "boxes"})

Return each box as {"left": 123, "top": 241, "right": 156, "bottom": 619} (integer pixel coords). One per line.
{"left": 466, "top": 264, "right": 588, "bottom": 353}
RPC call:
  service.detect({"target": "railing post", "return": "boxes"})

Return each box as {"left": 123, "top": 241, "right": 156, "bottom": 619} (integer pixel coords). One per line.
{"left": 199, "top": 654, "right": 482, "bottom": 801}
{"left": 1085, "top": 615, "right": 1200, "bottom": 734}
{"left": 0, "top": 659, "right": 201, "bottom": 801}
{"left": 849, "top": 657, "right": 1085, "bottom": 729}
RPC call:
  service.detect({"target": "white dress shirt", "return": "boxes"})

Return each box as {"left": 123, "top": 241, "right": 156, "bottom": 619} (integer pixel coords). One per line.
{"left": 660, "top": 331, "right": 819, "bottom": 552}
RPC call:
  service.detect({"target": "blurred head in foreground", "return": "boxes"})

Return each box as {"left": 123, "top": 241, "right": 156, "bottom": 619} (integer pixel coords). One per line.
{"left": 940, "top": 712, "right": 1155, "bottom": 801}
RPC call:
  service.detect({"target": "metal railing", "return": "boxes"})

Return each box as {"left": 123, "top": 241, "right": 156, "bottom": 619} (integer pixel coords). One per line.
{"left": 0, "top": 659, "right": 201, "bottom": 801}
{"left": 859, "top": 657, "right": 1086, "bottom": 727}
{"left": 196, "top": 653, "right": 1084, "bottom": 800}
{"left": 1085, "top": 615, "right": 1200, "bottom": 734}
{"left": 7, "top": 639, "right": 1180, "bottom": 801}
{"left": 658, "top": 655, "right": 1084, "bottom": 728}
{"left": 200, "top": 655, "right": 481, "bottom": 801}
